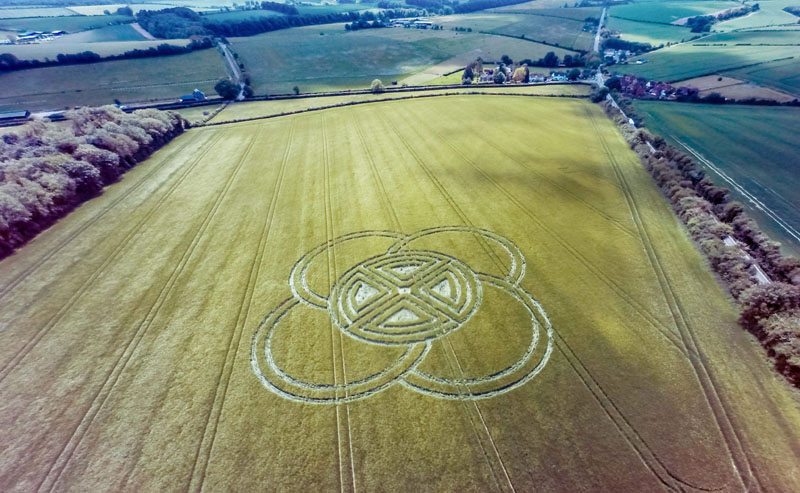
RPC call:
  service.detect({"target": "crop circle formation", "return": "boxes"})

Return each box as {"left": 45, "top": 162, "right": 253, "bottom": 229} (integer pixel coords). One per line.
{"left": 251, "top": 226, "right": 553, "bottom": 404}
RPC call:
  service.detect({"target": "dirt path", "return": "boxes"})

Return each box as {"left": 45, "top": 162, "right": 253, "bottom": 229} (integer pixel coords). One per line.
{"left": 130, "top": 22, "right": 156, "bottom": 41}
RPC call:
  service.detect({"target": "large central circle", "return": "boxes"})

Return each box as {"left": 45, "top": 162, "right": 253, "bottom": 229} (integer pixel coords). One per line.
{"left": 328, "top": 250, "right": 482, "bottom": 345}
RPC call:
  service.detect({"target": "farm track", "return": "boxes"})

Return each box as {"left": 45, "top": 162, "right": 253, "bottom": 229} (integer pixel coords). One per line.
{"left": 0, "top": 132, "right": 210, "bottom": 303}
{"left": 36, "top": 130, "right": 258, "bottom": 492}
{"left": 0, "top": 131, "right": 224, "bottom": 383}
{"left": 377, "top": 111, "right": 516, "bottom": 492}
{"left": 323, "top": 115, "right": 356, "bottom": 493}
{"left": 186, "top": 123, "right": 292, "bottom": 493}
{"left": 389, "top": 103, "right": 701, "bottom": 489}
{"left": 584, "top": 107, "right": 760, "bottom": 492}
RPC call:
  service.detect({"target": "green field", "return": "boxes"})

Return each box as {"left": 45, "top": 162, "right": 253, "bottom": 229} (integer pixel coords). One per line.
{"left": 724, "top": 55, "right": 800, "bottom": 95}
{"left": 636, "top": 101, "right": 800, "bottom": 256}
{"left": 232, "top": 24, "right": 575, "bottom": 94}
{"left": 492, "top": 6, "right": 602, "bottom": 20}
{"left": 2, "top": 95, "right": 799, "bottom": 491}
{"left": 0, "top": 7, "right": 77, "bottom": 19}
{"left": 201, "top": 9, "right": 287, "bottom": 22}
{"left": 714, "top": 0, "right": 800, "bottom": 30}
{"left": 0, "top": 14, "right": 133, "bottom": 33}
{"left": 190, "top": 85, "right": 591, "bottom": 123}
{"left": 624, "top": 44, "right": 799, "bottom": 82}
{"left": 0, "top": 38, "right": 190, "bottom": 59}
{"left": 50, "top": 23, "right": 149, "bottom": 42}
{"left": 699, "top": 28, "right": 800, "bottom": 45}
{"left": 609, "top": 1, "right": 740, "bottom": 24}
{"left": 606, "top": 16, "right": 693, "bottom": 46}
{"left": 435, "top": 12, "right": 594, "bottom": 51}
{"left": 0, "top": 49, "right": 227, "bottom": 112}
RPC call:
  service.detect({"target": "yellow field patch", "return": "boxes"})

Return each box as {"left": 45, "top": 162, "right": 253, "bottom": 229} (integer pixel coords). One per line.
{"left": 1, "top": 96, "right": 799, "bottom": 491}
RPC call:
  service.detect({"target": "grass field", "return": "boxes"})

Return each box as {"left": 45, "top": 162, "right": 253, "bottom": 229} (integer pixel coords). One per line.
{"left": 435, "top": 13, "right": 594, "bottom": 51}
{"left": 714, "top": 0, "right": 800, "bottom": 30}
{"left": 0, "top": 14, "right": 133, "bottom": 33}
{"left": 0, "top": 49, "right": 227, "bottom": 112}
{"left": 0, "top": 38, "right": 189, "bottom": 59}
{"left": 624, "top": 44, "right": 799, "bottom": 82}
{"left": 49, "top": 23, "right": 149, "bottom": 42}
{"left": 635, "top": 101, "right": 800, "bottom": 256}
{"left": 192, "top": 85, "right": 591, "bottom": 123}
{"left": 724, "top": 55, "right": 800, "bottom": 95}
{"left": 608, "top": 1, "right": 740, "bottom": 24}
{"left": 0, "top": 7, "right": 77, "bottom": 19}
{"left": 492, "top": 6, "right": 602, "bottom": 20}
{"left": 232, "top": 24, "right": 574, "bottom": 94}
{"left": 201, "top": 9, "right": 287, "bottom": 22}
{"left": 605, "top": 16, "right": 692, "bottom": 46}
{"left": 1, "top": 95, "right": 799, "bottom": 491}
{"left": 68, "top": 3, "right": 222, "bottom": 15}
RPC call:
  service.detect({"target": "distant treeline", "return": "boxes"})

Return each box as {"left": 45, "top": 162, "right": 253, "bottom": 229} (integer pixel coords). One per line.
{"left": 0, "top": 38, "right": 213, "bottom": 73}
{"left": 601, "top": 94, "right": 800, "bottom": 388}
{"left": 686, "top": 4, "right": 760, "bottom": 33}
{"left": 602, "top": 37, "right": 652, "bottom": 53}
{"left": 136, "top": 6, "right": 425, "bottom": 39}
{"left": 379, "top": 0, "right": 530, "bottom": 14}
{"left": 0, "top": 107, "right": 185, "bottom": 259}
{"left": 519, "top": 52, "right": 585, "bottom": 68}
{"left": 260, "top": 1, "right": 299, "bottom": 16}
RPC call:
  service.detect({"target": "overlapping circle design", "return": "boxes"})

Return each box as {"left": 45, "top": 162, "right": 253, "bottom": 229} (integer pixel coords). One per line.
{"left": 251, "top": 227, "right": 553, "bottom": 404}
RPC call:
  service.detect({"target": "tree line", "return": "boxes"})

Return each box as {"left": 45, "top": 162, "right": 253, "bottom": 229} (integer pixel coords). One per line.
{"left": 0, "top": 107, "right": 186, "bottom": 259}
{"left": 600, "top": 93, "right": 800, "bottom": 388}
{"left": 0, "top": 38, "right": 213, "bottom": 74}
{"left": 136, "top": 6, "right": 425, "bottom": 39}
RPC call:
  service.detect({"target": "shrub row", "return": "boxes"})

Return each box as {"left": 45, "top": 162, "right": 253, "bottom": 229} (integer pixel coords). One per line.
{"left": 600, "top": 99, "right": 800, "bottom": 387}
{"left": 0, "top": 106, "right": 185, "bottom": 260}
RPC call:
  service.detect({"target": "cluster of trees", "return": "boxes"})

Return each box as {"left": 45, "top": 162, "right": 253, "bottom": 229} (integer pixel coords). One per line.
{"left": 687, "top": 4, "right": 759, "bottom": 33}
{"left": 461, "top": 58, "right": 484, "bottom": 84}
{"left": 602, "top": 37, "right": 652, "bottom": 53}
{"left": 345, "top": 19, "right": 387, "bottom": 31}
{"left": 260, "top": 1, "right": 300, "bottom": 15}
{"left": 600, "top": 97, "right": 800, "bottom": 388}
{"left": 0, "top": 38, "right": 214, "bottom": 74}
{"left": 136, "top": 6, "right": 424, "bottom": 38}
{"left": 0, "top": 107, "right": 185, "bottom": 260}
{"left": 517, "top": 52, "right": 584, "bottom": 68}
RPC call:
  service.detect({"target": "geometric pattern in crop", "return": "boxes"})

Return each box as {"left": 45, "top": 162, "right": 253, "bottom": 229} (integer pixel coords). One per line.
{"left": 251, "top": 226, "right": 553, "bottom": 404}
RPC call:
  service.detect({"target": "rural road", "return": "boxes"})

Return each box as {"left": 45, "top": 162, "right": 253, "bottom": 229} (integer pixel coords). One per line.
{"left": 218, "top": 41, "right": 245, "bottom": 101}
{"left": 594, "top": 7, "right": 607, "bottom": 53}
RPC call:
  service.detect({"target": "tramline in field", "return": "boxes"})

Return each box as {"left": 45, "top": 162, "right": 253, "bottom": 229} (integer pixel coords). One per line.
{"left": 0, "top": 95, "right": 799, "bottom": 491}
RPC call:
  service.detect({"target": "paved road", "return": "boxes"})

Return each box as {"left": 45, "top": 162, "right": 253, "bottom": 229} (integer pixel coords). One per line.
{"left": 593, "top": 7, "right": 607, "bottom": 53}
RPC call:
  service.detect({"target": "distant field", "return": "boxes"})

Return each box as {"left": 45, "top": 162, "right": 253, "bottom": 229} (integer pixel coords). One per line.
{"left": 0, "top": 14, "right": 132, "bottom": 33}
{"left": 491, "top": 6, "right": 602, "bottom": 20}
{"left": 296, "top": 3, "right": 380, "bottom": 14}
{"left": 608, "top": 1, "right": 739, "bottom": 24}
{"left": 68, "top": 3, "right": 222, "bottom": 15}
{"left": 698, "top": 28, "right": 800, "bottom": 45}
{"left": 714, "top": 0, "right": 800, "bottom": 30}
{"left": 678, "top": 74, "right": 797, "bottom": 101}
{"left": 724, "top": 56, "right": 800, "bottom": 95}
{"left": 0, "top": 38, "right": 189, "bottom": 59}
{"left": 201, "top": 9, "right": 286, "bottom": 22}
{"left": 624, "top": 44, "right": 799, "bottom": 81}
{"left": 636, "top": 101, "right": 800, "bottom": 256}
{"left": 232, "top": 24, "right": 574, "bottom": 95}
{"left": 0, "top": 7, "right": 77, "bottom": 19}
{"left": 0, "top": 49, "right": 226, "bottom": 112}
{"left": 51, "top": 23, "right": 148, "bottom": 42}
{"left": 197, "top": 84, "right": 591, "bottom": 123}
{"left": 491, "top": 0, "right": 597, "bottom": 11}
{"left": 2, "top": 95, "right": 799, "bottom": 491}
{"left": 435, "top": 13, "right": 594, "bottom": 51}
{"left": 606, "top": 16, "right": 692, "bottom": 46}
